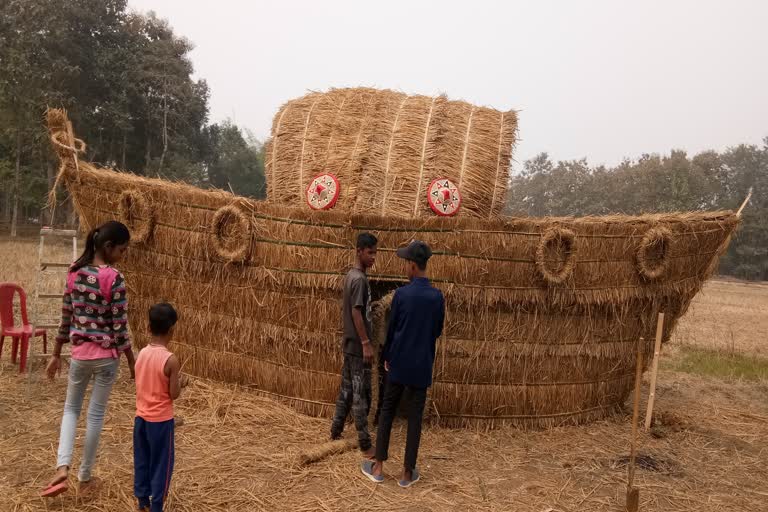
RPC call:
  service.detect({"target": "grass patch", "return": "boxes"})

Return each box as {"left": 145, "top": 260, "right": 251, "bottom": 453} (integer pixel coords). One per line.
{"left": 666, "top": 346, "right": 768, "bottom": 381}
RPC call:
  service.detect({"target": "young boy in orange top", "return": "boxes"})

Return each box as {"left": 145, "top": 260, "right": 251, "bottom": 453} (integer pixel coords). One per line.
{"left": 133, "top": 303, "right": 188, "bottom": 512}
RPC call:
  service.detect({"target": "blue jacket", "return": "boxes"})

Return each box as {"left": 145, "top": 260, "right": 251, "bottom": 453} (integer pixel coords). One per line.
{"left": 383, "top": 277, "right": 445, "bottom": 388}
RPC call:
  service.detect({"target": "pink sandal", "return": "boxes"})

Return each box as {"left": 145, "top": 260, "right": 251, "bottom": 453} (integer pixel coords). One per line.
{"left": 41, "top": 481, "right": 69, "bottom": 498}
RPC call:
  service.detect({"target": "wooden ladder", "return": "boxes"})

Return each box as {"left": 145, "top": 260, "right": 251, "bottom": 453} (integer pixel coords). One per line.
{"left": 26, "top": 227, "right": 78, "bottom": 386}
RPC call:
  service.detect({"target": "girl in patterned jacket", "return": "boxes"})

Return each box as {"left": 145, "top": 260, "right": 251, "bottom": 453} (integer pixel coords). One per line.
{"left": 42, "top": 220, "right": 136, "bottom": 498}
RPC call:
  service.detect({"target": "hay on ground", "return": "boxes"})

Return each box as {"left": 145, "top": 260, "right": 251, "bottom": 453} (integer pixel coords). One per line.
{"left": 3, "top": 359, "right": 767, "bottom": 512}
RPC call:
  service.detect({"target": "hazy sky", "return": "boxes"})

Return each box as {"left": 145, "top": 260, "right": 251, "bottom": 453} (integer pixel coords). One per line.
{"left": 128, "top": 0, "right": 767, "bottom": 168}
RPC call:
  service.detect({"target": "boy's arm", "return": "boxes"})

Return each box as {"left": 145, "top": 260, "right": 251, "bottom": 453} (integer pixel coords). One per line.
{"left": 352, "top": 307, "right": 373, "bottom": 364}
{"left": 165, "top": 354, "right": 182, "bottom": 400}
{"left": 435, "top": 294, "right": 445, "bottom": 340}
{"left": 349, "top": 277, "right": 373, "bottom": 363}
{"left": 382, "top": 292, "right": 400, "bottom": 366}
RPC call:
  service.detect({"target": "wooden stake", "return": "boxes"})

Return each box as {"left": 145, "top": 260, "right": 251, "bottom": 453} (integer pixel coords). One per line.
{"left": 736, "top": 187, "right": 753, "bottom": 217}
{"left": 644, "top": 313, "right": 664, "bottom": 430}
{"left": 626, "top": 338, "right": 644, "bottom": 512}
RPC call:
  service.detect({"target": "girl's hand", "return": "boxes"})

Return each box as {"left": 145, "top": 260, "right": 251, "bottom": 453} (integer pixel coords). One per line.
{"left": 384, "top": 360, "right": 390, "bottom": 372}
{"left": 124, "top": 348, "right": 136, "bottom": 380}
{"left": 46, "top": 356, "right": 61, "bottom": 380}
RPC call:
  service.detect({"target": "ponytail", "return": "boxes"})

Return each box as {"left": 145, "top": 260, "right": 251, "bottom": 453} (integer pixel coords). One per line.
{"left": 70, "top": 221, "right": 131, "bottom": 272}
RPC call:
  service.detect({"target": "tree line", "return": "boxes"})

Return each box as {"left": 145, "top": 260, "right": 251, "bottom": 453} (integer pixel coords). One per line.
{"left": 0, "top": 0, "right": 266, "bottom": 234}
{"left": 505, "top": 144, "right": 766, "bottom": 280}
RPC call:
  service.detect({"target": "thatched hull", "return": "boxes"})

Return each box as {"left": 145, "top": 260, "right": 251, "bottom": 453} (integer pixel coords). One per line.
{"left": 55, "top": 156, "right": 738, "bottom": 427}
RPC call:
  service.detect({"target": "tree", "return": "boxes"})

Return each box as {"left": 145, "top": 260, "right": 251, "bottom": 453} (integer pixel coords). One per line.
{"left": 203, "top": 121, "right": 266, "bottom": 199}
{"left": 0, "top": 0, "right": 219, "bottom": 231}
{"left": 0, "top": 0, "right": 70, "bottom": 234}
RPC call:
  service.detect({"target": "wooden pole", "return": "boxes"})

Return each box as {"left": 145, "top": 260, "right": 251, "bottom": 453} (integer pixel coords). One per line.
{"left": 736, "top": 187, "right": 753, "bottom": 217}
{"left": 626, "top": 338, "right": 644, "bottom": 512}
{"left": 644, "top": 313, "right": 664, "bottom": 430}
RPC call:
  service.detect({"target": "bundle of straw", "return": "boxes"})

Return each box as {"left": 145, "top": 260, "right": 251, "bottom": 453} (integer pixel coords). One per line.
{"left": 265, "top": 88, "right": 518, "bottom": 219}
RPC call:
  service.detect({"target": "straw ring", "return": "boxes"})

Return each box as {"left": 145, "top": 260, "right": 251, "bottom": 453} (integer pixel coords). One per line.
{"left": 212, "top": 204, "right": 251, "bottom": 262}
{"left": 536, "top": 227, "right": 577, "bottom": 285}
{"left": 117, "top": 189, "right": 155, "bottom": 243}
{"left": 636, "top": 227, "right": 672, "bottom": 280}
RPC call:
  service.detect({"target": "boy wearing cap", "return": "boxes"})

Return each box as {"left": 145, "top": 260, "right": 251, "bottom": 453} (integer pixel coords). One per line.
{"left": 362, "top": 240, "right": 445, "bottom": 487}
{"left": 330, "top": 233, "right": 378, "bottom": 458}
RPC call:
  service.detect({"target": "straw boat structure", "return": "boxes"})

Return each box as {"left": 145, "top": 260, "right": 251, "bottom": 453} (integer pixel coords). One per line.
{"left": 47, "top": 107, "right": 739, "bottom": 428}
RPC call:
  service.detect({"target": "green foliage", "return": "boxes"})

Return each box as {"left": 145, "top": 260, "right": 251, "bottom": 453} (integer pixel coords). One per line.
{"left": 0, "top": 0, "right": 264, "bottom": 227}
{"left": 203, "top": 121, "right": 266, "bottom": 199}
{"left": 507, "top": 142, "right": 768, "bottom": 280}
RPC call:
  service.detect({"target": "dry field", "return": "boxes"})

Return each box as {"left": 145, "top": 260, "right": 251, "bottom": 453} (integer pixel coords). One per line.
{"left": 0, "top": 236, "right": 766, "bottom": 512}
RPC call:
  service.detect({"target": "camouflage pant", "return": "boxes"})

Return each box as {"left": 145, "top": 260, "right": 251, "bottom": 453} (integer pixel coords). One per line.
{"left": 330, "top": 354, "right": 372, "bottom": 451}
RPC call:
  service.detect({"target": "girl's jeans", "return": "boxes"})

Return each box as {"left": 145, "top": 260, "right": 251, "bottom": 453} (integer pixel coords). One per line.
{"left": 55, "top": 357, "right": 119, "bottom": 481}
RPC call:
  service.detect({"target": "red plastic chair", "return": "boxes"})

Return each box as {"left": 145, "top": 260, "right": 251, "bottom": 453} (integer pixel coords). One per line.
{"left": 0, "top": 283, "right": 48, "bottom": 373}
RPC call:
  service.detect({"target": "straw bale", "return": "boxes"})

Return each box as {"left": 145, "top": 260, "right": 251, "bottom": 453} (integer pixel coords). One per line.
{"left": 298, "top": 439, "right": 358, "bottom": 466}
{"left": 265, "top": 88, "right": 517, "bottom": 219}
{"left": 47, "top": 109, "right": 741, "bottom": 428}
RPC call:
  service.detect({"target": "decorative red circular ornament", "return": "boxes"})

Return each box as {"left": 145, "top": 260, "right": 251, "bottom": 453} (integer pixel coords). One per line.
{"left": 427, "top": 178, "right": 461, "bottom": 216}
{"left": 306, "top": 173, "right": 340, "bottom": 210}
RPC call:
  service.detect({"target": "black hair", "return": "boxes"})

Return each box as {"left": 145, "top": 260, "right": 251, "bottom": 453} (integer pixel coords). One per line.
{"left": 149, "top": 302, "right": 178, "bottom": 336}
{"left": 415, "top": 260, "right": 428, "bottom": 271}
{"left": 71, "top": 221, "right": 130, "bottom": 272}
{"left": 356, "top": 232, "right": 378, "bottom": 250}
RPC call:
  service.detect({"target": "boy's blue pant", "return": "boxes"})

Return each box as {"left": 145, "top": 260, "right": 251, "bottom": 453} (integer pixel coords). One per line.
{"left": 134, "top": 417, "right": 174, "bottom": 512}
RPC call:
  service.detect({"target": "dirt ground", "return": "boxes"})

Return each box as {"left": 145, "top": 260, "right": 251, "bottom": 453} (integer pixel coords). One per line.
{"left": 0, "top": 237, "right": 766, "bottom": 511}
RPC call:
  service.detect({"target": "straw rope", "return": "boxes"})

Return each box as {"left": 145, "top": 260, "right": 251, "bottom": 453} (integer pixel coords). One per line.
{"left": 298, "top": 97, "right": 319, "bottom": 197}
{"left": 490, "top": 112, "right": 505, "bottom": 216}
{"left": 536, "top": 227, "right": 577, "bottom": 284}
{"left": 267, "top": 104, "right": 290, "bottom": 200}
{"left": 167, "top": 339, "right": 635, "bottom": 388}
{"left": 340, "top": 92, "right": 374, "bottom": 209}
{"left": 211, "top": 204, "right": 251, "bottom": 262}
{"left": 323, "top": 89, "right": 351, "bottom": 169}
{"left": 458, "top": 106, "right": 475, "bottom": 187}
{"left": 636, "top": 226, "right": 673, "bottom": 280}
{"left": 118, "top": 189, "right": 155, "bottom": 243}
{"left": 76, "top": 185, "right": 735, "bottom": 238}
{"left": 123, "top": 242, "right": 712, "bottom": 293}
{"left": 381, "top": 96, "right": 409, "bottom": 215}
{"left": 413, "top": 96, "right": 437, "bottom": 217}
{"left": 46, "top": 111, "right": 86, "bottom": 215}
{"left": 435, "top": 403, "right": 616, "bottom": 420}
